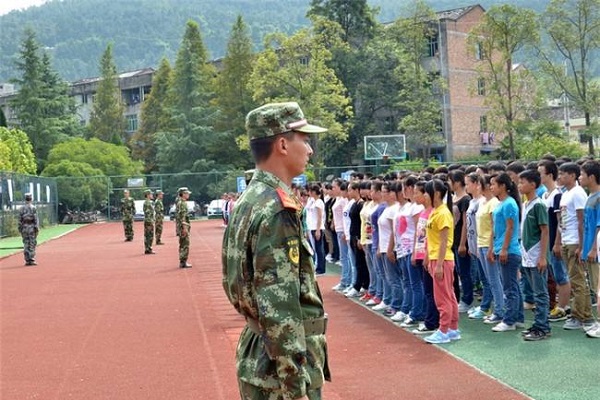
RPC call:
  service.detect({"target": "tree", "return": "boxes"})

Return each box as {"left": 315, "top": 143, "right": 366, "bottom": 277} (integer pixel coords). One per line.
{"left": 213, "top": 15, "right": 256, "bottom": 168}
{"left": 156, "top": 20, "right": 219, "bottom": 173}
{"left": 41, "top": 160, "right": 106, "bottom": 211}
{"left": 248, "top": 25, "right": 353, "bottom": 166}
{"left": 468, "top": 4, "right": 540, "bottom": 160}
{"left": 130, "top": 57, "right": 173, "bottom": 173}
{"left": 537, "top": 0, "right": 600, "bottom": 155}
{"left": 391, "top": 0, "right": 446, "bottom": 161}
{"left": 89, "top": 43, "right": 126, "bottom": 144}
{"left": 9, "top": 28, "right": 80, "bottom": 171}
{"left": 0, "top": 127, "right": 37, "bottom": 174}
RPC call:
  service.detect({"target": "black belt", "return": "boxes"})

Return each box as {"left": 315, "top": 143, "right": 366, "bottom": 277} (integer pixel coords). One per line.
{"left": 246, "top": 316, "right": 327, "bottom": 336}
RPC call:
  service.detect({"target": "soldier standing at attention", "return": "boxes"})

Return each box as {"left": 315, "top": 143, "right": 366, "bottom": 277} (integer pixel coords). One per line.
{"left": 154, "top": 190, "right": 165, "bottom": 245}
{"left": 222, "top": 102, "right": 330, "bottom": 400}
{"left": 121, "top": 189, "right": 135, "bottom": 241}
{"left": 143, "top": 189, "right": 155, "bottom": 254}
{"left": 19, "top": 192, "right": 39, "bottom": 266}
{"left": 176, "top": 187, "right": 192, "bottom": 268}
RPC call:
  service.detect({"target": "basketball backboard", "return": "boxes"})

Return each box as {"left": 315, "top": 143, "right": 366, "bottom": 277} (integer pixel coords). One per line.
{"left": 364, "top": 135, "right": 406, "bottom": 160}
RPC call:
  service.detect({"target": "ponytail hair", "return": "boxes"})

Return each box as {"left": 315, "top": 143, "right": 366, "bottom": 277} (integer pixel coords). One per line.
{"left": 493, "top": 172, "right": 522, "bottom": 221}
{"left": 425, "top": 178, "right": 452, "bottom": 211}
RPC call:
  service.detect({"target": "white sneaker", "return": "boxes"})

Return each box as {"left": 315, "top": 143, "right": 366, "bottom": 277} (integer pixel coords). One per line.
{"left": 390, "top": 311, "right": 407, "bottom": 322}
{"left": 365, "top": 298, "right": 378, "bottom": 306}
{"left": 492, "top": 322, "right": 516, "bottom": 332}
{"left": 345, "top": 288, "right": 360, "bottom": 298}
{"left": 325, "top": 254, "right": 333, "bottom": 262}
{"left": 335, "top": 261, "right": 342, "bottom": 266}
{"left": 331, "top": 283, "right": 343, "bottom": 291}
{"left": 372, "top": 302, "right": 388, "bottom": 311}
{"left": 458, "top": 301, "right": 472, "bottom": 313}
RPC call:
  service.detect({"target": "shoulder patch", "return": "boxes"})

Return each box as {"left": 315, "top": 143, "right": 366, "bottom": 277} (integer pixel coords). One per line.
{"left": 276, "top": 187, "right": 300, "bottom": 211}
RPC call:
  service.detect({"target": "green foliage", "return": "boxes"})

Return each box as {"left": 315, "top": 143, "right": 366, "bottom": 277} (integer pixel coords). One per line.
{"left": 248, "top": 25, "right": 353, "bottom": 165}
{"left": 130, "top": 57, "right": 173, "bottom": 173}
{"left": 387, "top": 158, "right": 443, "bottom": 173}
{"left": 89, "top": 43, "right": 126, "bottom": 144}
{"left": 0, "top": 127, "right": 37, "bottom": 174}
{"left": 45, "top": 137, "right": 142, "bottom": 177}
{"left": 42, "top": 160, "right": 106, "bottom": 210}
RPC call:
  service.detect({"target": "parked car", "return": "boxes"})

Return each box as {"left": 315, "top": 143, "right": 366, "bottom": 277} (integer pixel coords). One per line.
{"left": 206, "top": 199, "right": 225, "bottom": 219}
{"left": 168, "top": 201, "right": 200, "bottom": 220}
{"left": 133, "top": 200, "right": 146, "bottom": 221}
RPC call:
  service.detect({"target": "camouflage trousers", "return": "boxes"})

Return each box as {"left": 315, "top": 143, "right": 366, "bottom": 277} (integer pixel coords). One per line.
{"left": 155, "top": 219, "right": 163, "bottom": 243}
{"left": 178, "top": 234, "right": 189, "bottom": 262}
{"left": 144, "top": 222, "right": 154, "bottom": 252}
{"left": 123, "top": 219, "right": 133, "bottom": 240}
{"left": 239, "top": 381, "right": 322, "bottom": 400}
{"left": 21, "top": 231, "right": 37, "bottom": 262}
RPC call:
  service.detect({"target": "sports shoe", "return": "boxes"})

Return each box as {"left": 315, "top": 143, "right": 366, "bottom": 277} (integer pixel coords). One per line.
{"left": 523, "top": 302, "right": 536, "bottom": 310}
{"left": 372, "top": 302, "right": 388, "bottom": 311}
{"left": 563, "top": 318, "right": 583, "bottom": 330}
{"left": 458, "top": 301, "right": 472, "bottom": 313}
{"left": 585, "top": 323, "right": 600, "bottom": 338}
{"left": 468, "top": 307, "right": 491, "bottom": 320}
{"left": 523, "top": 328, "right": 548, "bottom": 341}
{"left": 412, "top": 324, "right": 436, "bottom": 335}
{"left": 365, "top": 297, "right": 381, "bottom": 306}
{"left": 359, "top": 293, "right": 372, "bottom": 302}
{"left": 583, "top": 320, "right": 598, "bottom": 332}
{"left": 390, "top": 311, "right": 407, "bottom": 322}
{"left": 492, "top": 322, "right": 516, "bottom": 332}
{"left": 515, "top": 322, "right": 526, "bottom": 329}
{"left": 483, "top": 314, "right": 502, "bottom": 324}
{"left": 400, "top": 317, "right": 419, "bottom": 327}
{"left": 447, "top": 329, "right": 462, "bottom": 341}
{"left": 548, "top": 307, "right": 569, "bottom": 322}
{"left": 384, "top": 308, "right": 397, "bottom": 316}
{"left": 325, "top": 254, "right": 333, "bottom": 262}
{"left": 331, "top": 283, "right": 343, "bottom": 291}
{"left": 424, "top": 329, "right": 451, "bottom": 344}
{"left": 345, "top": 288, "right": 360, "bottom": 298}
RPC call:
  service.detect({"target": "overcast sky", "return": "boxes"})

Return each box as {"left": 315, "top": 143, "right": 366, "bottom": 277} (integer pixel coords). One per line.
{"left": 0, "top": 0, "right": 50, "bottom": 16}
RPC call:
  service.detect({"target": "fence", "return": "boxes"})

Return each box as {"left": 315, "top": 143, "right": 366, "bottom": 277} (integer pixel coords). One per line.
{"left": 0, "top": 171, "right": 58, "bottom": 237}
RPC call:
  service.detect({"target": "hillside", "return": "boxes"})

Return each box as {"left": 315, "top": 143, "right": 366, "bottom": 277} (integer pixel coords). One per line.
{"left": 0, "top": 0, "right": 551, "bottom": 82}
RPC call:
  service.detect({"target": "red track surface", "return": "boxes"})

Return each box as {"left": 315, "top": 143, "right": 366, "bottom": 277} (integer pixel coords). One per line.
{"left": 1, "top": 220, "right": 529, "bottom": 400}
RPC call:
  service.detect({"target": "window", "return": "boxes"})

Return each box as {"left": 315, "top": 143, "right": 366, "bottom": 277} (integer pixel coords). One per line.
{"left": 126, "top": 115, "right": 138, "bottom": 132}
{"left": 475, "top": 42, "right": 484, "bottom": 60}
{"left": 480, "top": 115, "right": 488, "bottom": 132}
{"left": 477, "top": 78, "right": 485, "bottom": 96}
{"left": 425, "top": 33, "right": 439, "bottom": 57}
{"left": 81, "top": 93, "right": 88, "bottom": 104}
{"left": 299, "top": 56, "right": 309, "bottom": 66}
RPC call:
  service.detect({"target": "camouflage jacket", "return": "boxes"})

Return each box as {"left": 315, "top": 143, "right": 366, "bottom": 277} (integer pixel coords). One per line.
{"left": 222, "top": 169, "right": 329, "bottom": 398}
{"left": 18, "top": 203, "right": 39, "bottom": 234}
{"left": 143, "top": 199, "right": 154, "bottom": 223}
{"left": 154, "top": 199, "right": 164, "bottom": 221}
{"left": 121, "top": 197, "right": 135, "bottom": 221}
{"left": 175, "top": 198, "right": 189, "bottom": 236}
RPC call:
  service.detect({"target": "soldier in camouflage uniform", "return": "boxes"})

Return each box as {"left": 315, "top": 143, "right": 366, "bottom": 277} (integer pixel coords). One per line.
{"left": 18, "top": 193, "right": 39, "bottom": 266}
{"left": 121, "top": 189, "right": 135, "bottom": 241}
{"left": 222, "top": 102, "right": 330, "bottom": 400}
{"left": 176, "top": 187, "right": 192, "bottom": 268}
{"left": 143, "top": 189, "right": 155, "bottom": 254}
{"left": 154, "top": 190, "right": 165, "bottom": 245}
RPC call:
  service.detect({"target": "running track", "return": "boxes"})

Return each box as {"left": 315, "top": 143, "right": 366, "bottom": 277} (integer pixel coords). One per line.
{"left": 1, "top": 220, "right": 528, "bottom": 399}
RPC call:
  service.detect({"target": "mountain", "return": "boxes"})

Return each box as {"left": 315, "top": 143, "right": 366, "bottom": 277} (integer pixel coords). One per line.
{"left": 0, "top": 0, "right": 551, "bottom": 82}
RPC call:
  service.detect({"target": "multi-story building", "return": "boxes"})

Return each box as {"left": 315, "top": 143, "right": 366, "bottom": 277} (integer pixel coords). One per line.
{"left": 0, "top": 68, "right": 154, "bottom": 135}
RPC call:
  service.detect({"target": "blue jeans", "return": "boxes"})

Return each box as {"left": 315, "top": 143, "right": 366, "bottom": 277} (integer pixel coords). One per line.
{"left": 499, "top": 253, "right": 524, "bottom": 326}
{"left": 404, "top": 255, "right": 425, "bottom": 320}
{"left": 347, "top": 238, "right": 357, "bottom": 287}
{"left": 520, "top": 266, "right": 535, "bottom": 304}
{"left": 364, "top": 244, "right": 378, "bottom": 296}
{"left": 372, "top": 251, "right": 391, "bottom": 304}
{"left": 383, "top": 255, "right": 403, "bottom": 311}
{"left": 473, "top": 254, "right": 492, "bottom": 312}
{"left": 396, "top": 254, "right": 412, "bottom": 315}
{"left": 478, "top": 247, "right": 505, "bottom": 319}
{"left": 454, "top": 249, "right": 474, "bottom": 305}
{"left": 337, "top": 232, "right": 351, "bottom": 287}
{"left": 549, "top": 253, "right": 570, "bottom": 285}
{"left": 521, "top": 267, "right": 551, "bottom": 333}
{"left": 419, "top": 259, "right": 439, "bottom": 330}
{"left": 311, "top": 230, "right": 326, "bottom": 274}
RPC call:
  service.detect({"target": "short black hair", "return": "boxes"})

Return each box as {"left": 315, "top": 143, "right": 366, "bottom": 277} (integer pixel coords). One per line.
{"left": 538, "top": 159, "right": 558, "bottom": 180}
{"left": 519, "top": 169, "right": 541, "bottom": 188}
{"left": 558, "top": 162, "right": 580, "bottom": 178}
{"left": 249, "top": 131, "right": 295, "bottom": 163}
{"left": 581, "top": 160, "right": 600, "bottom": 184}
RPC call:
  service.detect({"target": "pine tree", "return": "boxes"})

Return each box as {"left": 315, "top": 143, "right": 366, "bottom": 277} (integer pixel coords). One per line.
{"left": 89, "top": 43, "right": 126, "bottom": 144}
{"left": 130, "top": 57, "right": 173, "bottom": 173}
{"left": 213, "top": 15, "right": 256, "bottom": 167}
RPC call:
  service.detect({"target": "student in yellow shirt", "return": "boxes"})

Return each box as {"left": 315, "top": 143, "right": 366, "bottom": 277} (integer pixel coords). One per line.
{"left": 424, "top": 179, "right": 459, "bottom": 344}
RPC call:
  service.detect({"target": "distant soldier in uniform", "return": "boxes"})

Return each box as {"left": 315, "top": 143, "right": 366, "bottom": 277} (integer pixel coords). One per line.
{"left": 154, "top": 190, "right": 165, "bottom": 245}
{"left": 222, "top": 102, "right": 330, "bottom": 400}
{"left": 143, "top": 189, "right": 155, "bottom": 254}
{"left": 19, "top": 192, "right": 39, "bottom": 266}
{"left": 176, "top": 187, "right": 192, "bottom": 268}
{"left": 121, "top": 189, "right": 135, "bottom": 241}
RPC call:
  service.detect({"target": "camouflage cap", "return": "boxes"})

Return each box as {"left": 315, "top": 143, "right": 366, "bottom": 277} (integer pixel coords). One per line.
{"left": 246, "top": 102, "right": 327, "bottom": 141}
{"left": 155, "top": 190, "right": 163, "bottom": 195}
{"left": 24, "top": 192, "right": 33, "bottom": 200}
{"left": 177, "top": 187, "right": 191, "bottom": 195}
{"left": 144, "top": 189, "right": 153, "bottom": 196}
